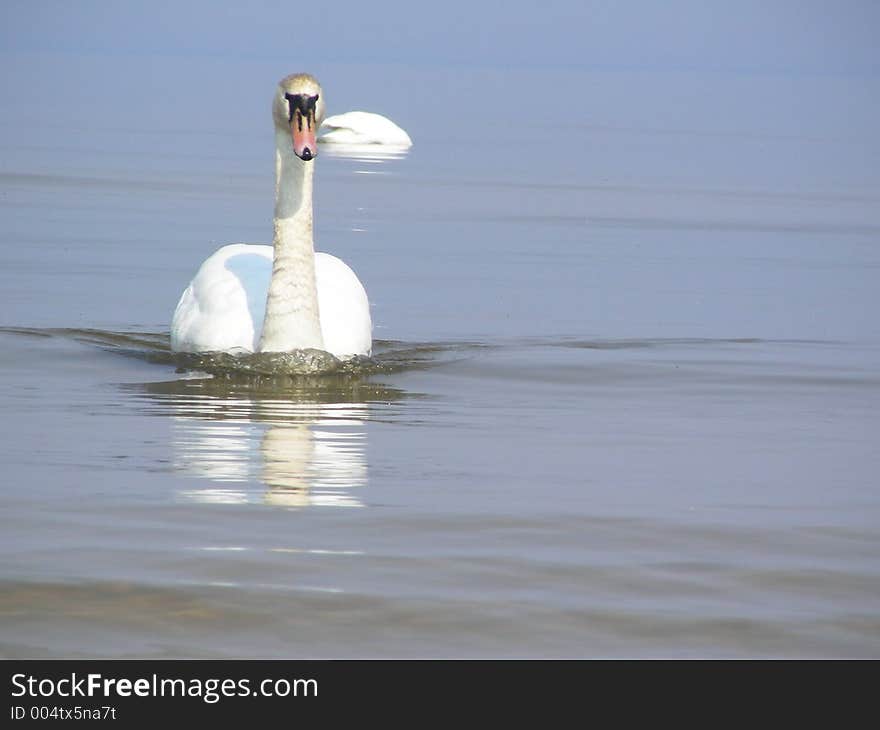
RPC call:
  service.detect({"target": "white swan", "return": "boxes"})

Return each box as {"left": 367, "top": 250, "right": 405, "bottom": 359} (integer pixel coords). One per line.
{"left": 318, "top": 111, "right": 412, "bottom": 147}
{"left": 171, "top": 74, "right": 372, "bottom": 360}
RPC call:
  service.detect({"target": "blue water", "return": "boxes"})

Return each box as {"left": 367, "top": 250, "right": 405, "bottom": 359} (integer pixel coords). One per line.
{"left": 1, "top": 10, "right": 879, "bottom": 657}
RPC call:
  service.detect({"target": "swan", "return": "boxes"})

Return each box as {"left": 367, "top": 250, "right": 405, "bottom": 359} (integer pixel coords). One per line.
{"left": 171, "top": 73, "right": 372, "bottom": 360}
{"left": 318, "top": 111, "right": 412, "bottom": 147}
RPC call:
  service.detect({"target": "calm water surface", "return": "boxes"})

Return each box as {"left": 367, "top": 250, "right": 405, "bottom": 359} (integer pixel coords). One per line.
{"left": 1, "top": 56, "right": 879, "bottom": 657}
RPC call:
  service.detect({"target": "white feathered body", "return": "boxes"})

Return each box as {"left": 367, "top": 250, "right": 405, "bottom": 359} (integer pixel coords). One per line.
{"left": 318, "top": 111, "right": 412, "bottom": 147}
{"left": 171, "top": 243, "right": 372, "bottom": 359}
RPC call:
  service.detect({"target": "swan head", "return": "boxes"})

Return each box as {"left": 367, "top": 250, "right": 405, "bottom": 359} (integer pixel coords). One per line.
{"left": 273, "top": 73, "right": 326, "bottom": 162}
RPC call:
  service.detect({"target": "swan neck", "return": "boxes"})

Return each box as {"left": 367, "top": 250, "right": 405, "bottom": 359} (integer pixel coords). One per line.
{"left": 258, "top": 130, "right": 324, "bottom": 352}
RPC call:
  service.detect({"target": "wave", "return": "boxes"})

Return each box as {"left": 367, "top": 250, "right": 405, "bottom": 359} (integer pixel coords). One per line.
{"left": 3, "top": 326, "right": 870, "bottom": 394}
{"left": 0, "top": 326, "right": 488, "bottom": 378}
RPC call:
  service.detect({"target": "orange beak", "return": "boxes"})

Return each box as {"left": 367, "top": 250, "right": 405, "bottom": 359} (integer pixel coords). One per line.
{"left": 291, "top": 108, "right": 317, "bottom": 161}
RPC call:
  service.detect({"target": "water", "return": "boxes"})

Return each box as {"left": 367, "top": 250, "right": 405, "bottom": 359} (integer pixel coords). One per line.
{"left": 1, "top": 47, "right": 879, "bottom": 657}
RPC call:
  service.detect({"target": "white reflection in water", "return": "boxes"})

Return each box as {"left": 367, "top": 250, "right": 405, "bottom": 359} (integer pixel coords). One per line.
{"left": 318, "top": 142, "right": 411, "bottom": 163}
{"left": 171, "top": 396, "right": 369, "bottom": 508}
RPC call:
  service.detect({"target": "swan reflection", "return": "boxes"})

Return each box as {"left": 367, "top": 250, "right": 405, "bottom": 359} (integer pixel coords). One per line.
{"left": 318, "top": 142, "right": 411, "bottom": 163}
{"left": 136, "top": 375, "right": 406, "bottom": 509}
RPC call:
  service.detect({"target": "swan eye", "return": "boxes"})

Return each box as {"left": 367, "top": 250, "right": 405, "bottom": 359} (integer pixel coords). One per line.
{"left": 284, "top": 93, "right": 319, "bottom": 128}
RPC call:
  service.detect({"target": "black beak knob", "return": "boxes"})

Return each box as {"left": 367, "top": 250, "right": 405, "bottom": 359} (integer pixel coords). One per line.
{"left": 300, "top": 147, "right": 313, "bottom": 161}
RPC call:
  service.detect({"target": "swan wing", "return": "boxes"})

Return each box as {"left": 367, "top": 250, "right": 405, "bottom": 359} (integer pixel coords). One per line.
{"left": 170, "top": 244, "right": 272, "bottom": 353}
{"left": 315, "top": 252, "right": 372, "bottom": 358}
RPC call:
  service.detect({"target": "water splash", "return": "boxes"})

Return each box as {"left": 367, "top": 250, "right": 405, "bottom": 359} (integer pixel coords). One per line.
{"left": 0, "top": 326, "right": 487, "bottom": 381}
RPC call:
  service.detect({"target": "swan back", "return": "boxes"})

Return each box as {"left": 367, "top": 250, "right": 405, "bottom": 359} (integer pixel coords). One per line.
{"left": 318, "top": 111, "right": 412, "bottom": 147}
